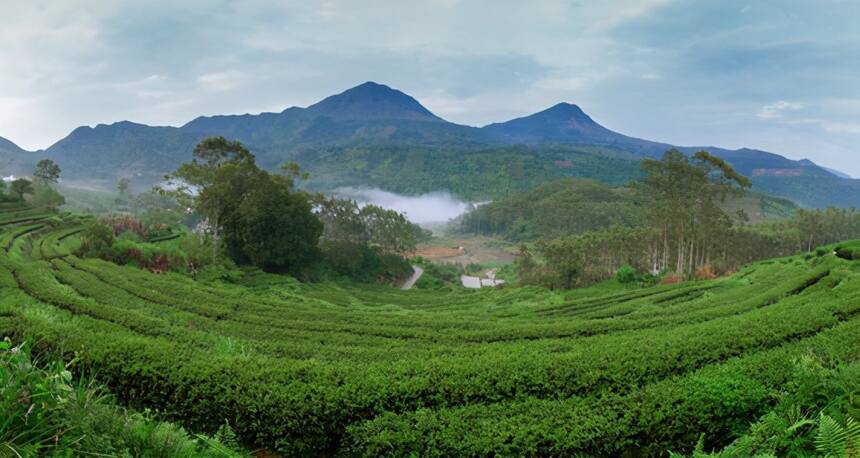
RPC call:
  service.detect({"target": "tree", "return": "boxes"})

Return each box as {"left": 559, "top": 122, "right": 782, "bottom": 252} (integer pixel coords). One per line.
{"left": 115, "top": 178, "right": 133, "bottom": 209}
{"left": 226, "top": 173, "right": 322, "bottom": 273}
{"left": 359, "top": 204, "right": 421, "bottom": 256}
{"left": 33, "top": 159, "right": 61, "bottom": 184}
{"left": 117, "top": 178, "right": 131, "bottom": 196}
{"left": 166, "top": 137, "right": 322, "bottom": 275}
{"left": 315, "top": 196, "right": 368, "bottom": 245}
{"left": 30, "top": 184, "right": 65, "bottom": 210}
{"left": 639, "top": 149, "right": 750, "bottom": 276}
{"left": 162, "top": 136, "right": 258, "bottom": 260}
{"left": 10, "top": 178, "right": 33, "bottom": 200}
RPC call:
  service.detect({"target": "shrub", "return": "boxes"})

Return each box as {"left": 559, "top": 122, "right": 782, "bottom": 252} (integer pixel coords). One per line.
{"left": 835, "top": 247, "right": 859, "bottom": 261}
{"left": 77, "top": 221, "right": 115, "bottom": 259}
{"left": 616, "top": 264, "right": 637, "bottom": 283}
{"left": 694, "top": 265, "right": 718, "bottom": 280}
{"left": 661, "top": 273, "right": 684, "bottom": 285}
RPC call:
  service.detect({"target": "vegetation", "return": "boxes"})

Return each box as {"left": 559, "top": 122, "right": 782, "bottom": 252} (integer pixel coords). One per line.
{"left": 301, "top": 144, "right": 644, "bottom": 200}
{"left": 162, "top": 137, "right": 323, "bottom": 275}
{"left": 20, "top": 81, "right": 860, "bottom": 208}
{"left": 1, "top": 199, "right": 859, "bottom": 455}
{"left": 518, "top": 150, "right": 860, "bottom": 289}
{"left": 32, "top": 159, "right": 61, "bottom": 185}
{"left": 315, "top": 195, "right": 424, "bottom": 282}
{"left": 0, "top": 339, "right": 244, "bottom": 456}
{"left": 454, "top": 178, "right": 646, "bottom": 241}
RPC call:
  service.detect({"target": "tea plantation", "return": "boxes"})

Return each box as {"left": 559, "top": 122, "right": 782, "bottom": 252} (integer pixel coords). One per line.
{"left": 1, "top": 203, "right": 859, "bottom": 456}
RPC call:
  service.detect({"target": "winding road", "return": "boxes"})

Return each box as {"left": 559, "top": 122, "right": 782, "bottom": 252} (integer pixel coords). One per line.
{"left": 400, "top": 265, "right": 424, "bottom": 290}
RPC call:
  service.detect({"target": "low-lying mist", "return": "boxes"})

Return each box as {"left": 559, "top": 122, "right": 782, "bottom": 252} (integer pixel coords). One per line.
{"left": 334, "top": 187, "right": 473, "bottom": 225}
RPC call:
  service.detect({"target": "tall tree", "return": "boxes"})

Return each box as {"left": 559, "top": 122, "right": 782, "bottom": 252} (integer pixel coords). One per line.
{"left": 162, "top": 136, "right": 258, "bottom": 260}
{"left": 10, "top": 178, "right": 33, "bottom": 200}
{"left": 640, "top": 149, "right": 749, "bottom": 275}
{"left": 226, "top": 173, "right": 322, "bottom": 272}
{"left": 33, "top": 159, "right": 61, "bottom": 184}
{"left": 166, "top": 137, "right": 322, "bottom": 275}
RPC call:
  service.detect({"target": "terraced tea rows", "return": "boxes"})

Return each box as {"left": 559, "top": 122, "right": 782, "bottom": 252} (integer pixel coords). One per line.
{"left": 1, "top": 206, "right": 859, "bottom": 455}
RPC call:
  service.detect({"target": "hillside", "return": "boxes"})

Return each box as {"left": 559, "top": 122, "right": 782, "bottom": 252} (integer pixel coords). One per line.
{"left": 1, "top": 82, "right": 858, "bottom": 207}
{"left": 1, "top": 204, "right": 859, "bottom": 455}
{"left": 0, "top": 136, "right": 35, "bottom": 174}
{"left": 454, "top": 178, "right": 798, "bottom": 241}
{"left": 483, "top": 102, "right": 669, "bottom": 155}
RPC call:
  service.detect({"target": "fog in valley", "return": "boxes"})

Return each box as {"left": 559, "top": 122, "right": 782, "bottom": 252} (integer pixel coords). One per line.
{"left": 335, "top": 187, "right": 473, "bottom": 225}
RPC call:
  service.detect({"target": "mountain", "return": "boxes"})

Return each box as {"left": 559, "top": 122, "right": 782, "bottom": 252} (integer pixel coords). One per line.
{"left": 180, "top": 81, "right": 487, "bottom": 168}
{"left": 45, "top": 121, "right": 200, "bottom": 183}
{"left": 1, "top": 81, "right": 855, "bottom": 207}
{"left": 482, "top": 103, "right": 668, "bottom": 156}
{"left": 0, "top": 136, "right": 35, "bottom": 175}
{"left": 821, "top": 166, "right": 853, "bottom": 179}
{"left": 304, "top": 81, "right": 443, "bottom": 121}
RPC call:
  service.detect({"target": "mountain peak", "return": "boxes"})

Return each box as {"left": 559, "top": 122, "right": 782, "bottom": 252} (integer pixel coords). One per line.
{"left": 305, "top": 82, "right": 442, "bottom": 121}
{"left": 544, "top": 102, "right": 588, "bottom": 117}
{"left": 482, "top": 102, "right": 617, "bottom": 143}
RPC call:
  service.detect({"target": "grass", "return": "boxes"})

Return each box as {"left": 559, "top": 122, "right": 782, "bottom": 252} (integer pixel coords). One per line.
{"left": 0, "top": 206, "right": 858, "bottom": 455}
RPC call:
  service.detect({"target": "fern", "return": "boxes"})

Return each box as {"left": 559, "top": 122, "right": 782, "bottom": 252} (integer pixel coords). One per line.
{"left": 815, "top": 413, "right": 860, "bottom": 457}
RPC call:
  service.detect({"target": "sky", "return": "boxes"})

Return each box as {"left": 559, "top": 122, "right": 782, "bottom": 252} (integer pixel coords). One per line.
{"left": 2, "top": 0, "right": 859, "bottom": 176}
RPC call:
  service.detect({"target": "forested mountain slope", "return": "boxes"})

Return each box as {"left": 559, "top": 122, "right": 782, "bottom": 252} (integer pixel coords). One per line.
{"left": 454, "top": 178, "right": 798, "bottom": 241}
{"left": 1, "top": 82, "right": 857, "bottom": 207}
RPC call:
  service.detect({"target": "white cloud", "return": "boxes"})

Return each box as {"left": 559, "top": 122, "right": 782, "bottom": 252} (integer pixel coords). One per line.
{"left": 821, "top": 122, "right": 860, "bottom": 134}
{"left": 197, "top": 71, "right": 247, "bottom": 92}
{"left": 757, "top": 101, "right": 803, "bottom": 119}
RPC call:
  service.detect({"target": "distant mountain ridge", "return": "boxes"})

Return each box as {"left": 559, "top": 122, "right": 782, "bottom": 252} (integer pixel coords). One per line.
{"left": 1, "top": 81, "right": 857, "bottom": 207}
{"left": 0, "top": 136, "right": 34, "bottom": 174}
{"left": 483, "top": 102, "right": 662, "bottom": 154}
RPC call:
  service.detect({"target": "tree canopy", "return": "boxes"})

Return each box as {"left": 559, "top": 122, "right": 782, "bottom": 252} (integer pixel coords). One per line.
{"left": 165, "top": 137, "right": 322, "bottom": 275}
{"left": 10, "top": 178, "right": 33, "bottom": 200}
{"left": 33, "top": 159, "right": 62, "bottom": 184}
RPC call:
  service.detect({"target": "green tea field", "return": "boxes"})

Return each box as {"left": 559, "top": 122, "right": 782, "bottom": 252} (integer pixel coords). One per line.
{"left": 2, "top": 203, "right": 859, "bottom": 456}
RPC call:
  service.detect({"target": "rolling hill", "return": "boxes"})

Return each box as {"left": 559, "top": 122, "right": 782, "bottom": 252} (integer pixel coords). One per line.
{"left": 1, "top": 82, "right": 858, "bottom": 207}
{"left": 2, "top": 203, "right": 859, "bottom": 455}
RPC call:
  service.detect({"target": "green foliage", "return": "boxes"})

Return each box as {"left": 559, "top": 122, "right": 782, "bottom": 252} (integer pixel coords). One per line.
{"left": 77, "top": 220, "right": 115, "bottom": 259}
{"left": 10, "top": 178, "right": 33, "bottom": 200}
{"left": 616, "top": 264, "right": 637, "bottom": 283}
{"left": 0, "top": 340, "right": 244, "bottom": 457}
{"left": 455, "top": 178, "right": 646, "bottom": 241}
{"left": 318, "top": 240, "right": 412, "bottom": 283}
{"left": 166, "top": 137, "right": 323, "bottom": 276}
{"left": 33, "top": 159, "right": 61, "bottom": 184}
{"left": 3, "top": 205, "right": 860, "bottom": 455}
{"left": 518, "top": 150, "right": 860, "bottom": 289}
{"left": 28, "top": 183, "right": 66, "bottom": 210}
{"left": 302, "top": 144, "right": 644, "bottom": 200}
{"left": 815, "top": 414, "right": 860, "bottom": 457}
{"left": 226, "top": 173, "right": 322, "bottom": 273}
{"left": 412, "top": 257, "right": 462, "bottom": 289}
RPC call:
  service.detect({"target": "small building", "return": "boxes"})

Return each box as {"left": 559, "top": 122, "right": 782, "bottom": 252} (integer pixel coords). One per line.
{"left": 460, "top": 275, "right": 482, "bottom": 289}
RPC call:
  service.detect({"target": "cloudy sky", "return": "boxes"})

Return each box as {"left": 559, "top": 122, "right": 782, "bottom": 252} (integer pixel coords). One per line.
{"left": 2, "top": 0, "right": 859, "bottom": 175}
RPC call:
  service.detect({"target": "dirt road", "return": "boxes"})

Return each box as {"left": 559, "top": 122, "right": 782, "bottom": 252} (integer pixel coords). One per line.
{"left": 400, "top": 265, "right": 424, "bottom": 290}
